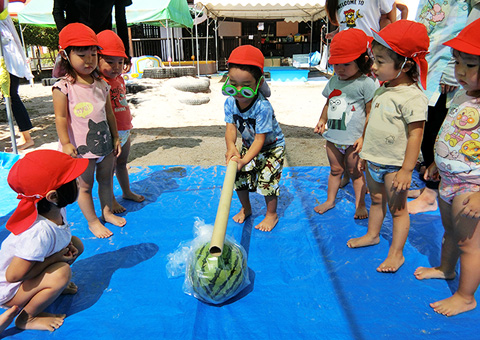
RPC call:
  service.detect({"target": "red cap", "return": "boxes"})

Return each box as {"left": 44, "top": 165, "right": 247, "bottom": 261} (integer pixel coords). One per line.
{"left": 97, "top": 30, "right": 128, "bottom": 58}
{"left": 329, "top": 29, "right": 370, "bottom": 64}
{"left": 228, "top": 45, "right": 264, "bottom": 72}
{"left": 6, "top": 150, "right": 89, "bottom": 235}
{"left": 372, "top": 20, "right": 430, "bottom": 89}
{"left": 443, "top": 18, "right": 480, "bottom": 56}
{"left": 59, "top": 23, "right": 100, "bottom": 50}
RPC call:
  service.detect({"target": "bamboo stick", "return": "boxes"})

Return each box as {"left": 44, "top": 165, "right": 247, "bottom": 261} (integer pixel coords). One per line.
{"left": 209, "top": 159, "right": 238, "bottom": 256}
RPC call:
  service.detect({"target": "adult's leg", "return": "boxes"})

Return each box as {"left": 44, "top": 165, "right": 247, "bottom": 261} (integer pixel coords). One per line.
{"left": 9, "top": 74, "right": 34, "bottom": 150}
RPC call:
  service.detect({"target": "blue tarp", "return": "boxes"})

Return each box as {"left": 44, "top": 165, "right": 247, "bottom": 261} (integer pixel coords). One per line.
{"left": 0, "top": 151, "right": 477, "bottom": 339}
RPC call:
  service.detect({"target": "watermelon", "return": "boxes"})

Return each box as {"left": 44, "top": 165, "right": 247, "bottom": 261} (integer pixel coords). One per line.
{"left": 187, "top": 240, "right": 248, "bottom": 304}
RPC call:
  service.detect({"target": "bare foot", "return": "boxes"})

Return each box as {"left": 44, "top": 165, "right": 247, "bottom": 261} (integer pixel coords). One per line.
{"left": 408, "top": 195, "right": 438, "bottom": 214}
{"left": 0, "top": 305, "right": 19, "bottom": 333}
{"left": 103, "top": 212, "right": 126, "bottom": 227}
{"left": 430, "top": 293, "right": 477, "bottom": 316}
{"left": 376, "top": 254, "right": 405, "bottom": 273}
{"left": 61, "top": 281, "right": 78, "bottom": 295}
{"left": 354, "top": 205, "right": 368, "bottom": 219}
{"left": 232, "top": 208, "right": 251, "bottom": 224}
{"left": 15, "top": 311, "right": 66, "bottom": 331}
{"left": 414, "top": 266, "right": 455, "bottom": 280}
{"left": 123, "top": 192, "right": 145, "bottom": 203}
{"left": 314, "top": 201, "right": 335, "bottom": 214}
{"left": 347, "top": 234, "right": 380, "bottom": 248}
{"left": 408, "top": 189, "right": 422, "bottom": 198}
{"left": 17, "top": 140, "right": 35, "bottom": 151}
{"left": 255, "top": 213, "right": 279, "bottom": 232}
{"left": 112, "top": 199, "right": 126, "bottom": 214}
{"left": 88, "top": 220, "right": 114, "bottom": 238}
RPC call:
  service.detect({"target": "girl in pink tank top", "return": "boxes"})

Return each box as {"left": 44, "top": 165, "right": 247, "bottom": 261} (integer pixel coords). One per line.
{"left": 52, "top": 23, "right": 126, "bottom": 238}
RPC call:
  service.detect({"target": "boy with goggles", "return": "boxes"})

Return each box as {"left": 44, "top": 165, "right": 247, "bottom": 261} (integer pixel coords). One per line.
{"left": 224, "top": 45, "right": 285, "bottom": 232}
{"left": 222, "top": 75, "right": 263, "bottom": 98}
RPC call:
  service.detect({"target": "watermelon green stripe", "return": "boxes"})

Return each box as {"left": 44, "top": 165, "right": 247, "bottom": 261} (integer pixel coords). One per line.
{"left": 212, "top": 250, "right": 240, "bottom": 299}
{"left": 219, "top": 254, "right": 243, "bottom": 299}
{"left": 188, "top": 240, "right": 248, "bottom": 304}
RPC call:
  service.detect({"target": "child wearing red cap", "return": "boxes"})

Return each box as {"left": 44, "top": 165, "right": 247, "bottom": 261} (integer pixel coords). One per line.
{"left": 223, "top": 45, "right": 285, "bottom": 232}
{"left": 313, "top": 29, "right": 376, "bottom": 220}
{"left": 347, "top": 20, "right": 429, "bottom": 273}
{"left": 53, "top": 23, "right": 125, "bottom": 238}
{"left": 96, "top": 30, "right": 145, "bottom": 214}
{"left": 413, "top": 18, "right": 480, "bottom": 317}
{"left": 0, "top": 150, "right": 88, "bottom": 331}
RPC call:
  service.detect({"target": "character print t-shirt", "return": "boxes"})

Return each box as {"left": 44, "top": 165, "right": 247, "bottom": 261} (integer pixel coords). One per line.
{"left": 321, "top": 74, "right": 377, "bottom": 145}
{"left": 360, "top": 83, "right": 428, "bottom": 167}
{"left": 102, "top": 75, "right": 133, "bottom": 131}
{"left": 336, "top": 0, "right": 395, "bottom": 35}
{"left": 416, "top": 0, "right": 469, "bottom": 106}
{"left": 224, "top": 93, "right": 285, "bottom": 151}
{"left": 54, "top": 78, "right": 113, "bottom": 158}
{"left": 435, "top": 90, "right": 480, "bottom": 184}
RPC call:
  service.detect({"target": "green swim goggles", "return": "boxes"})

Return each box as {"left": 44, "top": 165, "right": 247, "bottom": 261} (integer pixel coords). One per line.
{"left": 222, "top": 76, "right": 263, "bottom": 98}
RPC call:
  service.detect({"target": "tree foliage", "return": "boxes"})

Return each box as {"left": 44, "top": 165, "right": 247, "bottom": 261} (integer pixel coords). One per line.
{"left": 12, "top": 19, "right": 59, "bottom": 52}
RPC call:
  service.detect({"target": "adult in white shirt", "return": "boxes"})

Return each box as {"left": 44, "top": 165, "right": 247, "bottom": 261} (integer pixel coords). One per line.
{"left": 325, "top": 0, "right": 396, "bottom": 39}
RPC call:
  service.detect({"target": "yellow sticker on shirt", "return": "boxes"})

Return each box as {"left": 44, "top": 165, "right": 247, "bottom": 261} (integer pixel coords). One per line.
{"left": 74, "top": 102, "right": 94, "bottom": 118}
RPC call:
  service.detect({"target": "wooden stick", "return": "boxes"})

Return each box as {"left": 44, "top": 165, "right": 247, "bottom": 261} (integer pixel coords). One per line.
{"left": 209, "top": 159, "right": 238, "bottom": 256}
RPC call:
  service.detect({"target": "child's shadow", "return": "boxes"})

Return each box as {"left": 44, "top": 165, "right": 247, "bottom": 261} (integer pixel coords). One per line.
{"left": 113, "top": 166, "right": 187, "bottom": 214}
{"left": 52, "top": 242, "right": 159, "bottom": 315}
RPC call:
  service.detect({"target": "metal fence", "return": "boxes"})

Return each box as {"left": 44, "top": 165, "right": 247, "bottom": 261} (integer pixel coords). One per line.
{"left": 131, "top": 35, "right": 225, "bottom": 65}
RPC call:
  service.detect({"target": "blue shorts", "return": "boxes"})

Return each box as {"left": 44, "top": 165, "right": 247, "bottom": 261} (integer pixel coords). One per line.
{"left": 367, "top": 161, "right": 401, "bottom": 184}
{"left": 118, "top": 130, "right": 131, "bottom": 147}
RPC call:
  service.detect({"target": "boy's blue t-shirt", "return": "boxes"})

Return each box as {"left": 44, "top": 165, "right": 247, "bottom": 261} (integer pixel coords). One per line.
{"left": 224, "top": 93, "right": 285, "bottom": 151}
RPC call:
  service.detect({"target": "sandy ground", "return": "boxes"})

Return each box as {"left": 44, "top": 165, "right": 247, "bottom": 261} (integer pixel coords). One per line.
{"left": 0, "top": 75, "right": 329, "bottom": 168}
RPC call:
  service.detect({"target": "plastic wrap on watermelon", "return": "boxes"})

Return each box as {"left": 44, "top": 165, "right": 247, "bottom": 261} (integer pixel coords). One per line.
{"left": 167, "top": 218, "right": 250, "bottom": 304}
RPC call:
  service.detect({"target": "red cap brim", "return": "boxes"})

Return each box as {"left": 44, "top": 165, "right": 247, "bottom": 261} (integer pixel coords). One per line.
{"left": 6, "top": 157, "right": 88, "bottom": 235}
{"left": 443, "top": 37, "right": 480, "bottom": 56}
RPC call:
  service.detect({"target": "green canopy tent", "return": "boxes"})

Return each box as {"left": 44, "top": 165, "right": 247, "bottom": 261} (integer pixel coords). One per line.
{"left": 18, "top": 0, "right": 193, "bottom": 28}
{"left": 17, "top": 0, "right": 193, "bottom": 61}
{"left": 128, "top": 0, "right": 194, "bottom": 63}
{"left": 127, "top": 0, "right": 193, "bottom": 29}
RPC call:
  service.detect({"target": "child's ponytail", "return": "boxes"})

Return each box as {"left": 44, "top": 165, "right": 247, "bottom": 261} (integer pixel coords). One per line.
{"left": 325, "top": 0, "right": 340, "bottom": 26}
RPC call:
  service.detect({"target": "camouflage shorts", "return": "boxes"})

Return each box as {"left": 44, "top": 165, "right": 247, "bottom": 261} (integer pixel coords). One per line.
{"left": 235, "top": 145, "right": 285, "bottom": 196}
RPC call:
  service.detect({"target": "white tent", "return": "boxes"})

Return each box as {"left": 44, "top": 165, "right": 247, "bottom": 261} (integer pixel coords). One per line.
{"left": 192, "top": 1, "right": 326, "bottom": 74}
{"left": 193, "top": 1, "right": 325, "bottom": 22}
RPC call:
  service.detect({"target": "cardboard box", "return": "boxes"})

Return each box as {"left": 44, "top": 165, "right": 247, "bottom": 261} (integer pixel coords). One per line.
{"left": 265, "top": 57, "right": 281, "bottom": 67}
